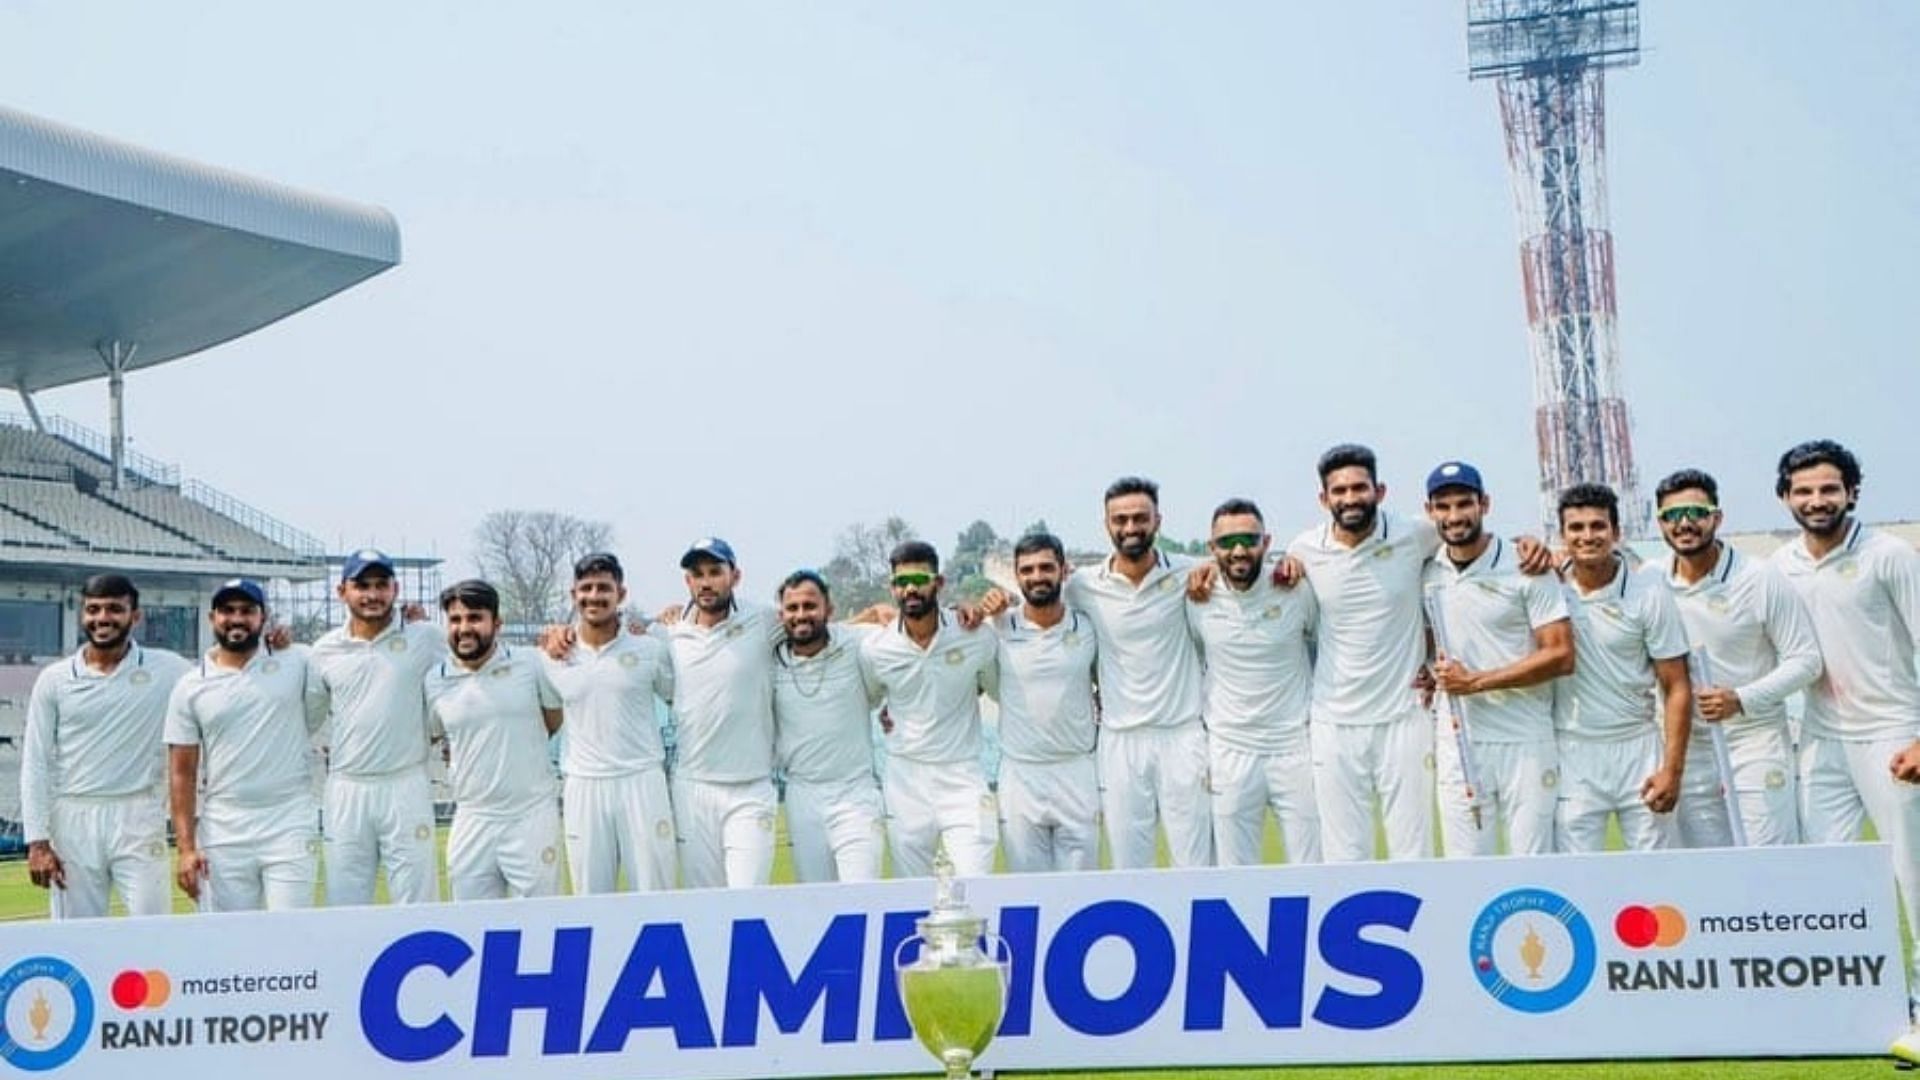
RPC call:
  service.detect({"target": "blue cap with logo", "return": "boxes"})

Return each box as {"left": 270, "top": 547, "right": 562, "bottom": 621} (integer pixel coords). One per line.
{"left": 341, "top": 548, "right": 396, "bottom": 583}
{"left": 210, "top": 577, "right": 267, "bottom": 610}
{"left": 680, "top": 537, "right": 737, "bottom": 569}
{"left": 1426, "top": 460, "right": 1486, "bottom": 497}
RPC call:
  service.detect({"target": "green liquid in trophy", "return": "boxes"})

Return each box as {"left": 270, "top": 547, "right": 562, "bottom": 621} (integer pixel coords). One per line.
{"left": 901, "top": 965, "right": 1005, "bottom": 1063}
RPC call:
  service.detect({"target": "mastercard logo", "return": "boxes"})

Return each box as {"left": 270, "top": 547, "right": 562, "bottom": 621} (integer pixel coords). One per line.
{"left": 1614, "top": 904, "right": 1687, "bottom": 949}
{"left": 110, "top": 968, "right": 172, "bottom": 1010}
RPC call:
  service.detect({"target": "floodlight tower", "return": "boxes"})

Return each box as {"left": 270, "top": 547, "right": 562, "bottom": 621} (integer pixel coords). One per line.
{"left": 1467, "top": 0, "right": 1646, "bottom": 537}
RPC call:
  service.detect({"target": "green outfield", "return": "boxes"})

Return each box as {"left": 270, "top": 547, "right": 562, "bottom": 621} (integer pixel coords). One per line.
{"left": 0, "top": 816, "right": 1892, "bottom": 1077}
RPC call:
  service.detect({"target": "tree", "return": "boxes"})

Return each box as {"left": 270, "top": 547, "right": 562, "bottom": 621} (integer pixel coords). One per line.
{"left": 471, "top": 510, "right": 614, "bottom": 628}
{"left": 947, "top": 519, "right": 1006, "bottom": 603}
{"left": 1155, "top": 534, "right": 1207, "bottom": 557}
{"left": 820, "top": 516, "right": 916, "bottom": 612}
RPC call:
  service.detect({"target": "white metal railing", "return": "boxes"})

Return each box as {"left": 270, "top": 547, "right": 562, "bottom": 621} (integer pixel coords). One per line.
{"left": 180, "top": 479, "right": 325, "bottom": 557}
{"left": 33, "top": 414, "right": 181, "bottom": 486}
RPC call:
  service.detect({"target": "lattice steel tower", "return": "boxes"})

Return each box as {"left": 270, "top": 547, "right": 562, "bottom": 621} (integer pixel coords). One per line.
{"left": 1468, "top": 0, "right": 1646, "bottom": 536}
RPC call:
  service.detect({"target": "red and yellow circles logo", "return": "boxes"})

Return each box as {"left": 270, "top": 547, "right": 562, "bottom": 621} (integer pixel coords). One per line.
{"left": 109, "top": 969, "right": 171, "bottom": 1011}
{"left": 1615, "top": 904, "right": 1687, "bottom": 949}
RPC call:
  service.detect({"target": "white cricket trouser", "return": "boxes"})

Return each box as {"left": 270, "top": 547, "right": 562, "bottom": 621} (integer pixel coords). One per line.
{"left": 1799, "top": 734, "right": 1920, "bottom": 1014}
{"left": 47, "top": 793, "right": 170, "bottom": 919}
{"left": 564, "top": 768, "right": 677, "bottom": 894}
{"left": 198, "top": 798, "right": 318, "bottom": 913}
{"left": 1099, "top": 722, "right": 1212, "bottom": 870}
{"left": 1555, "top": 730, "right": 1676, "bottom": 853}
{"left": 1436, "top": 731, "right": 1558, "bottom": 858}
{"left": 671, "top": 775, "right": 776, "bottom": 888}
{"left": 785, "top": 775, "right": 885, "bottom": 883}
{"left": 883, "top": 756, "right": 997, "bottom": 878}
{"left": 448, "top": 802, "right": 563, "bottom": 900}
{"left": 1311, "top": 712, "right": 1434, "bottom": 862}
{"left": 997, "top": 754, "right": 1100, "bottom": 874}
{"left": 1676, "top": 721, "right": 1800, "bottom": 848}
{"left": 324, "top": 767, "right": 440, "bottom": 905}
{"left": 1208, "top": 732, "right": 1321, "bottom": 866}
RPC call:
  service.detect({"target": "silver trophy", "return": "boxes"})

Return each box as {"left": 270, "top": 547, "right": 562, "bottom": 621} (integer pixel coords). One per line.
{"left": 894, "top": 849, "right": 1010, "bottom": 1079}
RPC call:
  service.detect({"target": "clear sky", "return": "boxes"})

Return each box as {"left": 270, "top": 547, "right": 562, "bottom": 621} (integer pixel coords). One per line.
{"left": 4, "top": 2, "right": 1915, "bottom": 604}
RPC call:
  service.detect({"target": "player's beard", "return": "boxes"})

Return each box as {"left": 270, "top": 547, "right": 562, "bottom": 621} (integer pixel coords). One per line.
{"left": 84, "top": 620, "right": 132, "bottom": 651}
{"left": 1220, "top": 553, "right": 1261, "bottom": 588}
{"left": 451, "top": 627, "right": 496, "bottom": 662}
{"left": 1662, "top": 520, "right": 1715, "bottom": 557}
{"left": 784, "top": 616, "right": 824, "bottom": 647}
{"left": 215, "top": 626, "right": 262, "bottom": 654}
{"left": 692, "top": 587, "right": 733, "bottom": 615}
{"left": 1110, "top": 528, "right": 1155, "bottom": 559}
{"left": 1019, "top": 580, "right": 1059, "bottom": 607}
{"left": 1330, "top": 499, "right": 1378, "bottom": 534}
{"left": 1790, "top": 503, "right": 1850, "bottom": 539}
{"left": 1439, "top": 519, "right": 1484, "bottom": 547}
{"left": 899, "top": 591, "right": 937, "bottom": 619}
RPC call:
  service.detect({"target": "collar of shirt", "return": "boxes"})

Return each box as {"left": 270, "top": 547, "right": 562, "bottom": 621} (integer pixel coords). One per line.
{"left": 197, "top": 645, "right": 280, "bottom": 680}
{"left": 1668, "top": 542, "right": 1738, "bottom": 593}
{"left": 1098, "top": 550, "right": 1177, "bottom": 589}
{"left": 1785, "top": 520, "right": 1866, "bottom": 567}
{"left": 1005, "top": 608, "right": 1087, "bottom": 636}
{"left": 72, "top": 642, "right": 145, "bottom": 681}
{"left": 1436, "top": 535, "right": 1505, "bottom": 580}
{"left": 890, "top": 610, "right": 955, "bottom": 652}
{"left": 779, "top": 625, "right": 848, "bottom": 667}
{"left": 1569, "top": 553, "right": 1632, "bottom": 600}
{"left": 1320, "top": 510, "right": 1393, "bottom": 553}
{"left": 441, "top": 644, "right": 514, "bottom": 680}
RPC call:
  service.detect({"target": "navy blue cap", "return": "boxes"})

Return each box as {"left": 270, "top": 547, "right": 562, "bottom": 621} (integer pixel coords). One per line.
{"left": 1425, "top": 461, "right": 1486, "bottom": 497}
{"left": 680, "top": 537, "right": 737, "bottom": 569}
{"left": 341, "top": 548, "right": 395, "bottom": 583}
{"left": 210, "top": 578, "right": 266, "bottom": 610}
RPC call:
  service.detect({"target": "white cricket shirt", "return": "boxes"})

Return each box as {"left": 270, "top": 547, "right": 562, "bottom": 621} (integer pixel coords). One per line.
{"left": 1288, "top": 511, "right": 1441, "bottom": 726}
{"left": 1188, "top": 576, "right": 1319, "bottom": 751}
{"left": 20, "top": 644, "right": 191, "bottom": 843}
{"left": 861, "top": 613, "right": 997, "bottom": 765}
{"left": 1772, "top": 522, "right": 1920, "bottom": 742}
{"left": 425, "top": 645, "right": 561, "bottom": 817}
{"left": 543, "top": 628, "right": 675, "bottom": 779}
{"left": 660, "top": 601, "right": 778, "bottom": 783}
{"left": 165, "top": 647, "right": 322, "bottom": 809}
{"left": 1063, "top": 552, "right": 1203, "bottom": 732}
{"left": 1554, "top": 556, "right": 1690, "bottom": 739}
{"left": 773, "top": 624, "right": 880, "bottom": 785}
{"left": 307, "top": 620, "right": 446, "bottom": 777}
{"left": 1667, "top": 543, "right": 1822, "bottom": 734}
{"left": 1423, "top": 536, "right": 1568, "bottom": 743}
{"left": 990, "top": 606, "right": 1098, "bottom": 763}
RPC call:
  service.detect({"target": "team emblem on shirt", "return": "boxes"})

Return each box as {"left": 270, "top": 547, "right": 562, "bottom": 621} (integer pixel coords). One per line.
{"left": 1062, "top": 631, "right": 1080, "bottom": 646}
{"left": 490, "top": 664, "right": 512, "bottom": 678}
{"left": 619, "top": 652, "right": 640, "bottom": 668}
{"left": 656, "top": 820, "right": 672, "bottom": 840}
{"left": 1836, "top": 560, "right": 1859, "bottom": 580}
{"left": 945, "top": 648, "right": 965, "bottom": 665}
{"left": 1542, "top": 768, "right": 1559, "bottom": 789}
{"left": 725, "top": 623, "right": 745, "bottom": 639}
{"left": 1708, "top": 595, "right": 1729, "bottom": 613}
{"left": 540, "top": 846, "right": 557, "bottom": 865}
{"left": 415, "top": 824, "right": 432, "bottom": 841}
{"left": 1597, "top": 603, "right": 1621, "bottom": 620}
{"left": 386, "top": 637, "right": 408, "bottom": 653}
{"left": 129, "top": 670, "right": 151, "bottom": 685}
{"left": 1262, "top": 605, "right": 1283, "bottom": 620}
{"left": 1375, "top": 545, "right": 1393, "bottom": 559}
{"left": 1765, "top": 769, "right": 1787, "bottom": 791}
{"left": 262, "top": 659, "right": 280, "bottom": 674}
{"left": 1157, "top": 575, "right": 1177, "bottom": 593}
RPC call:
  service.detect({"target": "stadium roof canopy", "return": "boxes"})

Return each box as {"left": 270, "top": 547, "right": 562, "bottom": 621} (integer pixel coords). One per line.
{"left": 0, "top": 103, "right": 400, "bottom": 394}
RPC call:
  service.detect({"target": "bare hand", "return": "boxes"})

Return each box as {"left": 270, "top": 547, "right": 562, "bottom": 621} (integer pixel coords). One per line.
{"left": 955, "top": 605, "right": 984, "bottom": 631}
{"left": 848, "top": 603, "right": 898, "bottom": 627}
{"left": 27, "top": 841, "right": 65, "bottom": 890}
{"left": 655, "top": 605, "right": 684, "bottom": 627}
{"left": 1432, "top": 658, "right": 1479, "bottom": 696}
{"left": 402, "top": 602, "right": 428, "bottom": 624}
{"left": 1696, "top": 687, "right": 1744, "bottom": 722}
{"left": 1186, "top": 564, "right": 1218, "bottom": 603}
{"left": 1513, "top": 535, "right": 1556, "bottom": 576}
{"left": 878, "top": 707, "right": 894, "bottom": 735}
{"left": 176, "top": 849, "right": 208, "bottom": 900}
{"left": 1412, "top": 665, "right": 1436, "bottom": 710}
{"left": 977, "top": 588, "right": 1011, "bottom": 619}
{"left": 265, "top": 623, "right": 293, "bottom": 651}
{"left": 1892, "top": 742, "right": 1920, "bottom": 784}
{"left": 1640, "top": 768, "right": 1681, "bottom": 813}
{"left": 1271, "top": 555, "right": 1305, "bottom": 588}
{"left": 538, "top": 623, "right": 576, "bottom": 661}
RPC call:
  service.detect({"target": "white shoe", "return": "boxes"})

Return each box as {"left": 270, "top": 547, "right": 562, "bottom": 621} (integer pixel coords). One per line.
{"left": 1891, "top": 1027, "right": 1920, "bottom": 1066}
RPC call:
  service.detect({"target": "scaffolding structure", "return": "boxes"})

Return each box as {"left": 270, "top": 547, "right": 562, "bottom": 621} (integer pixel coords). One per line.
{"left": 1469, "top": 0, "right": 1646, "bottom": 536}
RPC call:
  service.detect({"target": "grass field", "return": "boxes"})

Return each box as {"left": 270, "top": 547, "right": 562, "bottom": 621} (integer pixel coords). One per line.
{"left": 0, "top": 816, "right": 1894, "bottom": 1077}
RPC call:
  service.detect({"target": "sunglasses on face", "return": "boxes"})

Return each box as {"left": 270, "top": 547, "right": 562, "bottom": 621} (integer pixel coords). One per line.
{"left": 1657, "top": 503, "right": 1716, "bottom": 524}
{"left": 890, "top": 572, "right": 935, "bottom": 588}
{"left": 1212, "top": 533, "right": 1262, "bottom": 551}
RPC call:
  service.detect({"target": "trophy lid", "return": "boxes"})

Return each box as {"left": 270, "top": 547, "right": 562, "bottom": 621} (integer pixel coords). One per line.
{"left": 918, "top": 848, "right": 986, "bottom": 935}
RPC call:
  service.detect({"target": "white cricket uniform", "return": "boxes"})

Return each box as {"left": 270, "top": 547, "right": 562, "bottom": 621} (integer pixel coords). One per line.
{"left": 1065, "top": 553, "right": 1212, "bottom": 869}
{"left": 1773, "top": 522, "right": 1920, "bottom": 1012}
{"left": 988, "top": 607, "right": 1100, "bottom": 874}
{"left": 862, "top": 614, "right": 1000, "bottom": 878}
{"left": 1552, "top": 557, "right": 1691, "bottom": 852}
{"left": 1288, "top": 512, "right": 1441, "bottom": 862}
{"left": 544, "top": 628, "right": 677, "bottom": 894}
{"left": 21, "top": 645, "right": 190, "bottom": 918}
{"left": 1425, "top": 537, "right": 1568, "bottom": 858}
{"left": 425, "top": 646, "right": 564, "bottom": 900}
{"left": 1668, "top": 544, "right": 1821, "bottom": 848}
{"left": 772, "top": 625, "right": 885, "bottom": 883}
{"left": 165, "top": 648, "right": 323, "bottom": 912}
{"left": 307, "top": 620, "right": 445, "bottom": 905}
{"left": 1189, "top": 576, "right": 1322, "bottom": 866}
{"left": 661, "top": 602, "right": 779, "bottom": 888}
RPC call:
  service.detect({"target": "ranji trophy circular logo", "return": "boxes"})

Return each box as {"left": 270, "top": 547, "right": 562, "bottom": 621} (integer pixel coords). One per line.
{"left": 0, "top": 956, "right": 95, "bottom": 1071}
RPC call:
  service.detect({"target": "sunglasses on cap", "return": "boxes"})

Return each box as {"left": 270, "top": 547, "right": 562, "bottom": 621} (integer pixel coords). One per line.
{"left": 1656, "top": 504, "right": 1717, "bottom": 524}
{"left": 1212, "top": 533, "right": 1263, "bottom": 551}
{"left": 890, "top": 572, "right": 935, "bottom": 588}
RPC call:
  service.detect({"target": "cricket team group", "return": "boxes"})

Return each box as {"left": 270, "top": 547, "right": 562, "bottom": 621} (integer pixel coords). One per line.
{"left": 18, "top": 439, "right": 1920, "bottom": 974}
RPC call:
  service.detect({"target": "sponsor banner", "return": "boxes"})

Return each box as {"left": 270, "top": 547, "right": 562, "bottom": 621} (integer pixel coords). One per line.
{"left": 0, "top": 844, "right": 1901, "bottom": 1077}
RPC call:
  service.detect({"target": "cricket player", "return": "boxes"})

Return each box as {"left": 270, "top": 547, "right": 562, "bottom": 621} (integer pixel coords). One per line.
{"left": 1423, "top": 462, "right": 1573, "bottom": 858}
{"left": 861, "top": 540, "right": 1000, "bottom": 877}
{"left": 21, "top": 574, "right": 190, "bottom": 918}
{"left": 166, "top": 579, "right": 324, "bottom": 911}
{"left": 1552, "top": 483, "right": 1692, "bottom": 852}
{"left": 424, "top": 579, "right": 564, "bottom": 900}
{"left": 1764, "top": 441, "right": 1920, "bottom": 1050}
{"left": 1188, "top": 499, "right": 1321, "bottom": 866}
{"left": 542, "top": 553, "right": 677, "bottom": 894}
{"left": 663, "top": 537, "right": 779, "bottom": 888}
{"left": 772, "top": 569, "right": 886, "bottom": 883}
{"left": 987, "top": 532, "right": 1100, "bottom": 873}
{"left": 1063, "top": 476, "right": 1212, "bottom": 869}
{"left": 1656, "top": 468, "right": 1820, "bottom": 847}
{"left": 306, "top": 549, "right": 445, "bottom": 905}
